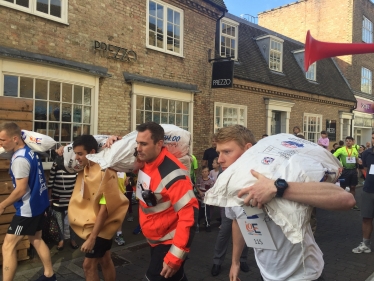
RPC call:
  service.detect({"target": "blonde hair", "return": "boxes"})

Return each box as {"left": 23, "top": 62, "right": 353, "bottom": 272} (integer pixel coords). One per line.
{"left": 214, "top": 125, "right": 256, "bottom": 148}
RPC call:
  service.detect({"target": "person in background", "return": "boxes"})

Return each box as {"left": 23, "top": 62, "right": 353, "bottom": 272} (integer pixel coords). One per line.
{"left": 203, "top": 137, "right": 219, "bottom": 171}
{"left": 196, "top": 166, "right": 215, "bottom": 233}
{"left": 209, "top": 157, "right": 220, "bottom": 183}
{"left": 190, "top": 154, "right": 198, "bottom": 185}
{"left": 262, "top": 134, "right": 268, "bottom": 138}
{"left": 331, "top": 143, "right": 339, "bottom": 154}
{"left": 115, "top": 172, "right": 127, "bottom": 246}
{"left": 317, "top": 130, "right": 329, "bottom": 149}
{"left": 333, "top": 136, "right": 360, "bottom": 210}
{"left": 48, "top": 157, "right": 79, "bottom": 251}
{"left": 358, "top": 145, "right": 367, "bottom": 184}
{"left": 293, "top": 126, "right": 301, "bottom": 136}
{"left": 353, "top": 132, "right": 374, "bottom": 254}
{"left": 366, "top": 141, "right": 371, "bottom": 150}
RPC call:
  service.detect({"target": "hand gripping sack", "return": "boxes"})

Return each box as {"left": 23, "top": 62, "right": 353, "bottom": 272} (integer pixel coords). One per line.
{"left": 86, "top": 125, "right": 190, "bottom": 172}
{"left": 86, "top": 131, "right": 138, "bottom": 172}
{"left": 204, "top": 133, "right": 342, "bottom": 244}
{"left": 21, "top": 130, "right": 57, "bottom": 152}
{"left": 62, "top": 135, "right": 109, "bottom": 173}
{"left": 68, "top": 164, "right": 129, "bottom": 240}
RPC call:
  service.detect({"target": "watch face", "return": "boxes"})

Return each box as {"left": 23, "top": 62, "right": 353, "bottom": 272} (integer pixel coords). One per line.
{"left": 276, "top": 179, "right": 288, "bottom": 188}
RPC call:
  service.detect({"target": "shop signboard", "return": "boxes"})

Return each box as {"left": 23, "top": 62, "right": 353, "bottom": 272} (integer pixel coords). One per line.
{"left": 355, "top": 97, "right": 374, "bottom": 114}
{"left": 326, "top": 119, "right": 336, "bottom": 142}
{"left": 211, "top": 60, "right": 234, "bottom": 88}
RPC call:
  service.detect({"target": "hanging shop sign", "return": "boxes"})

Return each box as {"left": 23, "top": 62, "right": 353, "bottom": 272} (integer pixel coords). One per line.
{"left": 211, "top": 60, "right": 234, "bottom": 88}
{"left": 326, "top": 119, "right": 336, "bottom": 142}
{"left": 355, "top": 97, "right": 374, "bottom": 114}
{"left": 94, "top": 40, "right": 137, "bottom": 62}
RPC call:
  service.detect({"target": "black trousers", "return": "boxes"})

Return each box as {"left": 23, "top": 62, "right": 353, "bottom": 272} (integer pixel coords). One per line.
{"left": 144, "top": 244, "right": 187, "bottom": 281}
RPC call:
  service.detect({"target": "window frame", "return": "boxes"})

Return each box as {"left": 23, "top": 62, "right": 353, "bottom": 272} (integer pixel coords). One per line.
{"left": 362, "top": 16, "right": 373, "bottom": 43}
{"left": 361, "top": 67, "right": 372, "bottom": 94}
{"left": 146, "top": 0, "right": 184, "bottom": 57}
{"left": 269, "top": 38, "right": 283, "bottom": 72}
{"left": 219, "top": 17, "right": 239, "bottom": 60}
{"left": 0, "top": 0, "right": 69, "bottom": 24}
{"left": 214, "top": 102, "right": 247, "bottom": 133}
{"left": 303, "top": 113, "right": 323, "bottom": 143}
{"left": 306, "top": 62, "right": 317, "bottom": 81}
{"left": 0, "top": 59, "right": 99, "bottom": 167}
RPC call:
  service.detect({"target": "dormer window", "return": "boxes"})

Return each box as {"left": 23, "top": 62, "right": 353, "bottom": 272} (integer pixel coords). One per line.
{"left": 255, "top": 35, "right": 284, "bottom": 72}
{"left": 270, "top": 39, "right": 283, "bottom": 72}
{"left": 220, "top": 18, "right": 239, "bottom": 60}
{"left": 306, "top": 62, "right": 316, "bottom": 81}
{"left": 293, "top": 49, "right": 317, "bottom": 82}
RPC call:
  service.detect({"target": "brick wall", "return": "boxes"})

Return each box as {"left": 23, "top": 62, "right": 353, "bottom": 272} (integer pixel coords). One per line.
{"left": 0, "top": 0, "right": 223, "bottom": 160}
{"left": 212, "top": 78, "right": 353, "bottom": 148}
{"left": 258, "top": 0, "right": 374, "bottom": 94}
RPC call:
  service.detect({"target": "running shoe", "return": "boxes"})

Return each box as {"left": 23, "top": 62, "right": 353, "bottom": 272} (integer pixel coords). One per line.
{"left": 133, "top": 225, "right": 142, "bottom": 235}
{"left": 127, "top": 215, "right": 134, "bottom": 222}
{"left": 352, "top": 205, "right": 360, "bottom": 211}
{"left": 352, "top": 242, "right": 371, "bottom": 253}
{"left": 114, "top": 234, "right": 125, "bottom": 246}
{"left": 34, "top": 274, "right": 57, "bottom": 281}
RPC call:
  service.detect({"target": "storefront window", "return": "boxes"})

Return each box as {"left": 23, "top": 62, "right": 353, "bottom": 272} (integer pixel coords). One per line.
{"left": 3, "top": 74, "right": 92, "bottom": 144}
{"left": 214, "top": 102, "right": 246, "bottom": 132}
{"left": 303, "top": 113, "right": 322, "bottom": 143}
{"left": 136, "top": 95, "right": 189, "bottom": 131}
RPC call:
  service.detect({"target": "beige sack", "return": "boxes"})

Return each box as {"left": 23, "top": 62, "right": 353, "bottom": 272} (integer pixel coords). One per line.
{"left": 68, "top": 164, "right": 129, "bottom": 240}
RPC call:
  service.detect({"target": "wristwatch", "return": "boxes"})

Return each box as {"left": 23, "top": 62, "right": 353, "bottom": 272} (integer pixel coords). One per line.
{"left": 274, "top": 178, "right": 289, "bottom": 198}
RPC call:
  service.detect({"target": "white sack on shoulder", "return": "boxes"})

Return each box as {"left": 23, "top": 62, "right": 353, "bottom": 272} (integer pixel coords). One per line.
{"left": 204, "top": 133, "right": 342, "bottom": 244}
{"left": 162, "top": 124, "right": 190, "bottom": 158}
{"left": 86, "top": 125, "right": 190, "bottom": 172}
{"left": 21, "top": 130, "right": 57, "bottom": 152}
{"left": 86, "top": 131, "right": 138, "bottom": 172}
{"left": 62, "top": 135, "right": 109, "bottom": 173}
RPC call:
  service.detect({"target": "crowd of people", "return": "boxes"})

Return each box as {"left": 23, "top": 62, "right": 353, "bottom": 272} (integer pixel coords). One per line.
{"left": 1, "top": 121, "right": 372, "bottom": 281}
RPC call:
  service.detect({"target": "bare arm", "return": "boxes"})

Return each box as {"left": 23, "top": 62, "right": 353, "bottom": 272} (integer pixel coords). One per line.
{"left": 238, "top": 170, "right": 356, "bottom": 210}
{"left": 103, "top": 135, "right": 122, "bottom": 148}
{"left": 80, "top": 204, "right": 108, "bottom": 253}
{"left": 229, "top": 219, "right": 245, "bottom": 281}
{"left": 0, "top": 178, "right": 29, "bottom": 215}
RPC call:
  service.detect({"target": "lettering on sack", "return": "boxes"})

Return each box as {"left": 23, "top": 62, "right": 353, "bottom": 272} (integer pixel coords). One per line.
{"left": 28, "top": 136, "right": 42, "bottom": 144}
{"left": 212, "top": 79, "right": 231, "bottom": 86}
{"left": 164, "top": 135, "right": 181, "bottom": 142}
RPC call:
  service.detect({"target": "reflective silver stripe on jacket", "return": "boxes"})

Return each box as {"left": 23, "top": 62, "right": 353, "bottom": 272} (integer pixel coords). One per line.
{"left": 147, "top": 229, "right": 176, "bottom": 244}
{"left": 173, "top": 190, "right": 195, "bottom": 212}
{"left": 140, "top": 200, "right": 171, "bottom": 214}
{"left": 154, "top": 169, "right": 189, "bottom": 193}
{"left": 169, "top": 244, "right": 188, "bottom": 260}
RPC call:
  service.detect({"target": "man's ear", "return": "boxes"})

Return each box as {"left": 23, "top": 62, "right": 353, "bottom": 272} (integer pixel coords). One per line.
{"left": 244, "top": 143, "right": 253, "bottom": 151}
{"left": 157, "top": 140, "right": 164, "bottom": 149}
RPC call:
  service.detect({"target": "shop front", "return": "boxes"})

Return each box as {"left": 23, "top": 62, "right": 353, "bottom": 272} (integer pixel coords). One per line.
{"left": 353, "top": 97, "right": 374, "bottom": 145}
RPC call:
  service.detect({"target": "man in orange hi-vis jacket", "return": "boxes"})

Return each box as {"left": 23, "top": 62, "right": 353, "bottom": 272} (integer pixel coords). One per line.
{"left": 107, "top": 122, "right": 198, "bottom": 281}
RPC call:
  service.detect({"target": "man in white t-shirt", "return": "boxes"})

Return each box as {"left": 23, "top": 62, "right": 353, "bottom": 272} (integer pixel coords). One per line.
{"left": 213, "top": 125, "right": 355, "bottom": 281}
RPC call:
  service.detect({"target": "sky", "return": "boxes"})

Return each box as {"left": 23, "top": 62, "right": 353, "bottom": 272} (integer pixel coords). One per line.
{"left": 224, "top": 0, "right": 296, "bottom": 19}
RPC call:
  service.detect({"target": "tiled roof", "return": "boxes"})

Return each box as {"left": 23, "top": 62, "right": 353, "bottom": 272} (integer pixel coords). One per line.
{"left": 204, "top": 0, "right": 227, "bottom": 11}
{"left": 225, "top": 13, "right": 356, "bottom": 103}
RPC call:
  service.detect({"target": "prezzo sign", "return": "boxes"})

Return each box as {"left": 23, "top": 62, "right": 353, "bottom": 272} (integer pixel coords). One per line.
{"left": 356, "top": 97, "right": 374, "bottom": 114}
{"left": 94, "top": 40, "right": 137, "bottom": 62}
{"left": 211, "top": 60, "right": 234, "bottom": 88}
